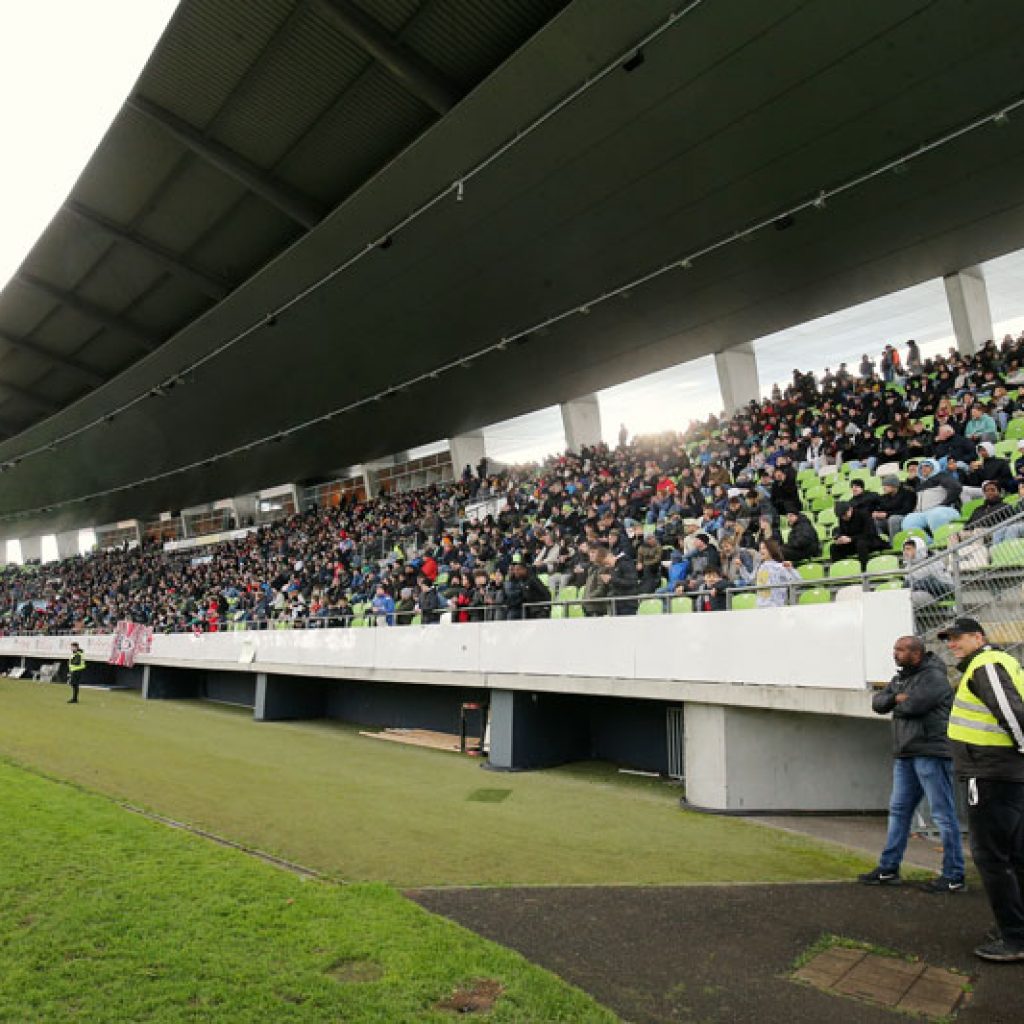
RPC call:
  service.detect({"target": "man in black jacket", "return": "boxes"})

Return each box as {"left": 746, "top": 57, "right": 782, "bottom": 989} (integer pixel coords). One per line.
{"left": 941, "top": 617, "right": 1024, "bottom": 961}
{"left": 872, "top": 475, "right": 918, "bottom": 540}
{"left": 781, "top": 506, "right": 820, "bottom": 563}
{"left": 859, "top": 636, "right": 965, "bottom": 891}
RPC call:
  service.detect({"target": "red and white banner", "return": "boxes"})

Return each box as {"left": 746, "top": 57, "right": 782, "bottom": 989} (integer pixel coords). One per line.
{"left": 108, "top": 620, "right": 154, "bottom": 667}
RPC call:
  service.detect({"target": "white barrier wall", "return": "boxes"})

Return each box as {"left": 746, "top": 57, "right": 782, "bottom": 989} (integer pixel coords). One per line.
{"left": 0, "top": 591, "right": 913, "bottom": 697}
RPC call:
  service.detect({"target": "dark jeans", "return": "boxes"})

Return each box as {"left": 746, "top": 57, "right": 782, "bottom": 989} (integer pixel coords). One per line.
{"left": 967, "top": 777, "right": 1024, "bottom": 945}
{"left": 880, "top": 757, "right": 964, "bottom": 880}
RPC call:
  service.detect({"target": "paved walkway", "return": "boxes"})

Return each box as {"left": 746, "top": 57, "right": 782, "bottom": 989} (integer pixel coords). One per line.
{"left": 411, "top": 882, "right": 1024, "bottom": 1023}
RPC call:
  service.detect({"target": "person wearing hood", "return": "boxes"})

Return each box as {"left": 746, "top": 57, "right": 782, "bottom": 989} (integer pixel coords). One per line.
{"left": 831, "top": 501, "right": 886, "bottom": 566}
{"left": 900, "top": 459, "right": 963, "bottom": 536}
{"left": 859, "top": 636, "right": 964, "bottom": 892}
{"left": 962, "top": 442, "right": 1015, "bottom": 501}
{"left": 902, "top": 536, "right": 954, "bottom": 608}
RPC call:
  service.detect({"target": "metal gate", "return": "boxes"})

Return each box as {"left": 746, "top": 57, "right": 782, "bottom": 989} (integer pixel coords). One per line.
{"left": 666, "top": 705, "right": 684, "bottom": 780}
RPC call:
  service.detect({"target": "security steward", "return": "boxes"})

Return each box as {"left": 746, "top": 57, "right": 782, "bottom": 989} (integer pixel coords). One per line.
{"left": 941, "top": 617, "right": 1024, "bottom": 962}
{"left": 67, "top": 642, "right": 86, "bottom": 704}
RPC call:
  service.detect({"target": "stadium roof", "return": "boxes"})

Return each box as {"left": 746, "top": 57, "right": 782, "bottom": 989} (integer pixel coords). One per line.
{"left": 2, "top": 0, "right": 1024, "bottom": 538}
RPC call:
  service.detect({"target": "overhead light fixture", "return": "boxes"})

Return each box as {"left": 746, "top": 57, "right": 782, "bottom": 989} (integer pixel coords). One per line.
{"left": 265, "top": 312, "right": 278, "bottom": 327}
{"left": 812, "top": 191, "right": 827, "bottom": 210}
{"left": 579, "top": 305, "right": 591, "bottom": 315}
{"left": 678, "top": 258, "right": 693, "bottom": 270}
{"left": 377, "top": 235, "right": 394, "bottom": 251}
{"left": 496, "top": 337, "right": 510, "bottom": 351}
{"left": 622, "top": 50, "right": 645, "bottom": 73}
{"left": 993, "top": 110, "right": 1010, "bottom": 127}
{"left": 455, "top": 179, "right": 465, "bottom": 201}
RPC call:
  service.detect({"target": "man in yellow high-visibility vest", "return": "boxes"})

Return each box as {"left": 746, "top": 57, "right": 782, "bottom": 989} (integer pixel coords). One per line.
{"left": 67, "top": 642, "right": 86, "bottom": 705}
{"left": 941, "top": 617, "right": 1024, "bottom": 963}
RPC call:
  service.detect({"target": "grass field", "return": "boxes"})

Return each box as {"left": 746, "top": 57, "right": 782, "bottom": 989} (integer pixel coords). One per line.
{"left": 0, "top": 760, "right": 616, "bottom": 1023}
{"left": 0, "top": 680, "right": 871, "bottom": 887}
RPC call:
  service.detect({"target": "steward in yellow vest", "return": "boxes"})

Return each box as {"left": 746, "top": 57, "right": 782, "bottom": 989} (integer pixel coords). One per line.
{"left": 940, "top": 616, "right": 1024, "bottom": 963}
{"left": 67, "top": 642, "right": 86, "bottom": 705}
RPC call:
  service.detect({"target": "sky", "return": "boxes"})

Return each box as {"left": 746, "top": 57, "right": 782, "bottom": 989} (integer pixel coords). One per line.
{"left": 1, "top": 2, "right": 178, "bottom": 561}
{"left": 0, "top": 1, "right": 179, "bottom": 293}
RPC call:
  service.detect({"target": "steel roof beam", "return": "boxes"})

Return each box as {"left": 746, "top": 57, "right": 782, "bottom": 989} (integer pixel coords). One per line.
{"left": 0, "top": 330, "right": 105, "bottom": 386}
{"left": 127, "top": 96, "right": 326, "bottom": 229}
{"left": 313, "top": 0, "right": 460, "bottom": 115}
{"left": 0, "top": 380, "right": 60, "bottom": 415}
{"left": 65, "top": 202, "right": 232, "bottom": 301}
{"left": 18, "top": 274, "right": 159, "bottom": 353}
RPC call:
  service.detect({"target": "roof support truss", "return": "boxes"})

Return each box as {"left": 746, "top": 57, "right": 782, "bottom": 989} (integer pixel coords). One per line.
{"left": 65, "top": 202, "right": 232, "bottom": 301}
{"left": 127, "top": 96, "right": 326, "bottom": 229}
{"left": 0, "top": 330, "right": 105, "bottom": 386}
{"left": 18, "top": 274, "right": 159, "bottom": 353}
{"left": 312, "top": 0, "right": 460, "bottom": 115}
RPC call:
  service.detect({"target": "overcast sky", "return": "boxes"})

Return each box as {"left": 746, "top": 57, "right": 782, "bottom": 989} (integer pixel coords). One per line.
{"left": 0, "top": 2, "right": 178, "bottom": 292}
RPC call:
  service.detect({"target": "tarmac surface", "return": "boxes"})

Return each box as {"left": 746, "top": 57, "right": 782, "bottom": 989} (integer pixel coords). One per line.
{"left": 410, "top": 818, "right": 1023, "bottom": 1024}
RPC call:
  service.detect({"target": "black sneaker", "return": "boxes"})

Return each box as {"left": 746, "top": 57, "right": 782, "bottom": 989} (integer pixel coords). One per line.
{"left": 858, "top": 866, "right": 901, "bottom": 886}
{"left": 920, "top": 876, "right": 966, "bottom": 894}
{"left": 974, "top": 939, "right": 1024, "bottom": 963}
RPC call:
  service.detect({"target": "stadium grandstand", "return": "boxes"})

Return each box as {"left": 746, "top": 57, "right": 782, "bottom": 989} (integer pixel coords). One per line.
{"left": 5, "top": 3, "right": 1024, "bottom": 1018}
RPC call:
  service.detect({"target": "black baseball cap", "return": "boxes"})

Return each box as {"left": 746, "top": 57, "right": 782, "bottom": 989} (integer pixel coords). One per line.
{"left": 937, "top": 617, "right": 986, "bottom": 640}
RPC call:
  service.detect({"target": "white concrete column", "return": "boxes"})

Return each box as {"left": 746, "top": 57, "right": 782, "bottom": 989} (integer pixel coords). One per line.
{"left": 448, "top": 432, "right": 486, "bottom": 480}
{"left": 19, "top": 537, "right": 42, "bottom": 564}
{"left": 715, "top": 341, "right": 760, "bottom": 416}
{"left": 684, "top": 704, "right": 892, "bottom": 812}
{"left": 943, "top": 265, "right": 993, "bottom": 356}
{"left": 560, "top": 394, "right": 602, "bottom": 453}
{"left": 55, "top": 531, "right": 80, "bottom": 560}
{"left": 361, "top": 457, "right": 395, "bottom": 500}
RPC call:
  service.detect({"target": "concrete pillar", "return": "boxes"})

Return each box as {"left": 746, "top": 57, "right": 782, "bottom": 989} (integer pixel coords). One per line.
{"left": 254, "top": 673, "right": 325, "bottom": 721}
{"left": 55, "top": 531, "right": 79, "bottom": 560}
{"left": 560, "top": 394, "right": 602, "bottom": 453}
{"left": 943, "top": 265, "right": 993, "bottom": 355}
{"left": 232, "top": 494, "right": 259, "bottom": 529}
{"left": 448, "top": 431, "right": 486, "bottom": 480}
{"left": 361, "top": 457, "right": 395, "bottom": 500}
{"left": 715, "top": 341, "right": 760, "bottom": 416}
{"left": 683, "top": 704, "right": 892, "bottom": 812}
{"left": 19, "top": 537, "right": 42, "bottom": 564}
{"left": 486, "top": 690, "right": 589, "bottom": 770}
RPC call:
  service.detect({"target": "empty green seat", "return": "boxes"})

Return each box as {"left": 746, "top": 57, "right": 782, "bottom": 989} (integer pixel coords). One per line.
{"left": 828, "top": 559, "right": 862, "bottom": 580}
{"left": 798, "top": 563, "right": 824, "bottom": 581}
{"left": 670, "top": 596, "right": 693, "bottom": 614}
{"left": 638, "top": 598, "right": 664, "bottom": 615}
{"left": 730, "top": 592, "right": 758, "bottom": 610}
{"left": 991, "top": 541, "right": 1024, "bottom": 567}
{"left": 865, "top": 554, "right": 899, "bottom": 576}
{"left": 798, "top": 587, "right": 831, "bottom": 605}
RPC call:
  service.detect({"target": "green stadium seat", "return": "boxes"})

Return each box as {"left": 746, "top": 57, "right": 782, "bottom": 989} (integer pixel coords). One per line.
{"left": 865, "top": 554, "right": 899, "bottom": 576}
{"left": 991, "top": 541, "right": 1024, "bottom": 567}
{"left": 798, "top": 587, "right": 831, "bottom": 605}
{"left": 874, "top": 580, "right": 905, "bottom": 592}
{"left": 638, "top": 598, "right": 664, "bottom": 615}
{"left": 797, "top": 563, "right": 824, "bottom": 581}
{"left": 350, "top": 616, "right": 366, "bottom": 628}
{"left": 1005, "top": 418, "right": 1024, "bottom": 440}
{"left": 960, "top": 498, "right": 984, "bottom": 521}
{"left": 892, "top": 528, "right": 929, "bottom": 552}
{"left": 931, "top": 523, "right": 961, "bottom": 549}
{"left": 828, "top": 559, "right": 862, "bottom": 580}
{"left": 670, "top": 596, "right": 693, "bottom": 614}
{"left": 995, "top": 439, "right": 1018, "bottom": 459}
{"left": 730, "top": 592, "right": 757, "bottom": 610}
{"left": 816, "top": 508, "right": 838, "bottom": 532}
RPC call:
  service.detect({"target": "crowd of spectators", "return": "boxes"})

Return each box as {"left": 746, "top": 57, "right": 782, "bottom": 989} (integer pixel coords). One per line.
{"left": 3, "top": 332, "right": 1024, "bottom": 635}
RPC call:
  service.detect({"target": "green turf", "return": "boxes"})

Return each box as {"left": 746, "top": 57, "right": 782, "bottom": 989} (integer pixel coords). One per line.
{"left": 0, "top": 680, "right": 873, "bottom": 886}
{"left": 0, "top": 760, "right": 615, "bottom": 1023}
